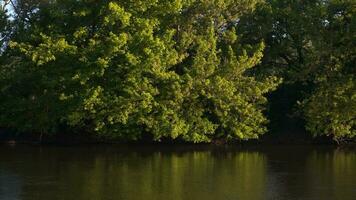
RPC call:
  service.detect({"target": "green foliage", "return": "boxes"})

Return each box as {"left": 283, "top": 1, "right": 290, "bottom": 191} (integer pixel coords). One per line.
{"left": 237, "top": 0, "right": 356, "bottom": 140}
{"left": 301, "top": 0, "right": 356, "bottom": 141}
{"left": 0, "top": 2, "right": 10, "bottom": 52}
{"left": 0, "top": 0, "right": 279, "bottom": 142}
{"left": 303, "top": 76, "right": 355, "bottom": 140}
{"left": 1, "top": 0, "right": 353, "bottom": 143}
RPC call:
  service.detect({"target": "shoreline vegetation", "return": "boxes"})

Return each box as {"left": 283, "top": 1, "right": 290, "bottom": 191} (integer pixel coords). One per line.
{"left": 0, "top": 1, "right": 355, "bottom": 145}
{"left": 1, "top": 129, "right": 354, "bottom": 146}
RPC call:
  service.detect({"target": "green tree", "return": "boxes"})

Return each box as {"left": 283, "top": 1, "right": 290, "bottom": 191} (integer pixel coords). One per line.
{"left": 0, "top": 0, "right": 279, "bottom": 142}
{"left": 0, "top": 0, "right": 11, "bottom": 51}
{"left": 237, "top": 0, "right": 355, "bottom": 141}
{"left": 302, "top": 0, "right": 355, "bottom": 141}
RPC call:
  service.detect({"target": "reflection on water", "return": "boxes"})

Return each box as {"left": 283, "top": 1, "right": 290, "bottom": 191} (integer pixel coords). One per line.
{"left": 304, "top": 149, "right": 356, "bottom": 200}
{"left": 0, "top": 145, "right": 355, "bottom": 200}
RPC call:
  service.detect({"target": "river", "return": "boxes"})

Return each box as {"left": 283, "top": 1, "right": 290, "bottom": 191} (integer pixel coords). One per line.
{"left": 0, "top": 145, "right": 355, "bottom": 200}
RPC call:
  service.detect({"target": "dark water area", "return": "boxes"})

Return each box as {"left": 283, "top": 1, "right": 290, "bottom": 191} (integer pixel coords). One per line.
{"left": 0, "top": 145, "right": 355, "bottom": 200}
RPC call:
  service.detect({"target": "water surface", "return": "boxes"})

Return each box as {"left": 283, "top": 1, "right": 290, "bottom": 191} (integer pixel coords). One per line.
{"left": 0, "top": 145, "right": 355, "bottom": 200}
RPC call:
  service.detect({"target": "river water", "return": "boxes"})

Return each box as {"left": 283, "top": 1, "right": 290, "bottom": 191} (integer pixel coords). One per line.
{"left": 0, "top": 145, "right": 355, "bottom": 200}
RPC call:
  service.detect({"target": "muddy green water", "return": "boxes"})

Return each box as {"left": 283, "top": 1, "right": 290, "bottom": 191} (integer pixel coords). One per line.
{"left": 0, "top": 145, "right": 355, "bottom": 200}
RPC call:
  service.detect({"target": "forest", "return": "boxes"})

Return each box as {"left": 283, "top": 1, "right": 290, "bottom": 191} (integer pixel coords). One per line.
{"left": 0, "top": 0, "right": 355, "bottom": 143}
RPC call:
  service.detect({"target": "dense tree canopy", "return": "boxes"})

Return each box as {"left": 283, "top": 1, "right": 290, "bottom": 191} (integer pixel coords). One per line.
{"left": 302, "top": 0, "right": 355, "bottom": 141}
{"left": 237, "top": 0, "right": 355, "bottom": 141}
{"left": 0, "top": 0, "right": 280, "bottom": 142}
{"left": 0, "top": 0, "right": 354, "bottom": 143}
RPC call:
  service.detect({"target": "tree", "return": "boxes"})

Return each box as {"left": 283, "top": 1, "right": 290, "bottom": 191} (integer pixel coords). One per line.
{"left": 237, "top": 0, "right": 355, "bottom": 141}
{"left": 302, "top": 0, "right": 355, "bottom": 141}
{"left": 0, "top": 0, "right": 279, "bottom": 142}
{"left": 0, "top": 0, "right": 11, "bottom": 51}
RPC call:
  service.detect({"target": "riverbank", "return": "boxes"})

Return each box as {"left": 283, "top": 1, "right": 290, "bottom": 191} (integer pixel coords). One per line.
{"left": 1, "top": 129, "right": 354, "bottom": 146}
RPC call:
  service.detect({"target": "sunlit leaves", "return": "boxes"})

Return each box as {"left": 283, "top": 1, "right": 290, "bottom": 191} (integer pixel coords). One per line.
{"left": 0, "top": 0, "right": 279, "bottom": 142}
